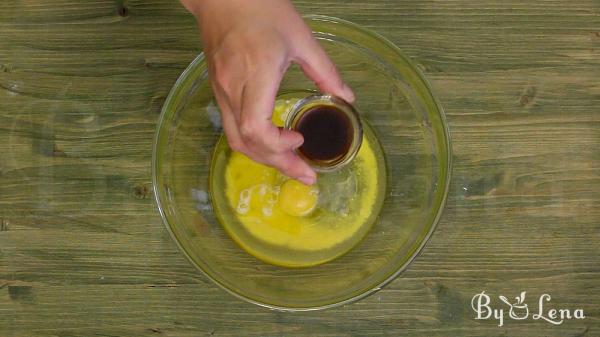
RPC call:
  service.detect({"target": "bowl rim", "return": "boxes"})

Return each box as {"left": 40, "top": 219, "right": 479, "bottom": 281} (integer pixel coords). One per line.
{"left": 152, "top": 14, "right": 453, "bottom": 311}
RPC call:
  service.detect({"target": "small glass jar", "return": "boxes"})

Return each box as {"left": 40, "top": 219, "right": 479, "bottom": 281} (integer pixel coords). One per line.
{"left": 285, "top": 95, "right": 363, "bottom": 172}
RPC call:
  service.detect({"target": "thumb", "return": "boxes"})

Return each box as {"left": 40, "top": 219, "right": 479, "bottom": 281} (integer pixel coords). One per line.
{"left": 295, "top": 37, "right": 355, "bottom": 103}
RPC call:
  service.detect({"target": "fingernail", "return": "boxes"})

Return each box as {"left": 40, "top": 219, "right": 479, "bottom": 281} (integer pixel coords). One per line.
{"left": 298, "top": 175, "right": 316, "bottom": 185}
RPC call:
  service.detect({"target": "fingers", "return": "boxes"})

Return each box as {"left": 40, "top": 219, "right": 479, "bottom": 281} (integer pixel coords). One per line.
{"left": 294, "top": 37, "right": 355, "bottom": 103}
{"left": 237, "top": 70, "right": 316, "bottom": 182}
{"left": 238, "top": 70, "right": 303, "bottom": 152}
{"left": 211, "top": 60, "right": 316, "bottom": 183}
{"left": 268, "top": 151, "right": 316, "bottom": 185}
{"left": 219, "top": 101, "right": 246, "bottom": 153}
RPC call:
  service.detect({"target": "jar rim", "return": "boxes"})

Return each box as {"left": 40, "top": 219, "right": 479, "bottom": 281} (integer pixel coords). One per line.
{"left": 285, "top": 94, "right": 363, "bottom": 172}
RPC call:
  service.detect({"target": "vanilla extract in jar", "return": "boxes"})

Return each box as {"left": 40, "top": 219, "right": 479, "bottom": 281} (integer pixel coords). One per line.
{"left": 286, "top": 95, "right": 363, "bottom": 172}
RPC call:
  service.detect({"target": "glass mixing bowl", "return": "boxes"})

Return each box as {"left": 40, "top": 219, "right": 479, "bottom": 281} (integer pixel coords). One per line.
{"left": 153, "top": 15, "right": 452, "bottom": 310}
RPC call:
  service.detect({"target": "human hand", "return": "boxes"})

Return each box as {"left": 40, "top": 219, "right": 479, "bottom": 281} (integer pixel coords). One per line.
{"left": 181, "top": 0, "right": 355, "bottom": 185}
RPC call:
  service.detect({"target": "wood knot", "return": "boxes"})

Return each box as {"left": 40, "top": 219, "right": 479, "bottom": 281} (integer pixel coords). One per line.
{"left": 116, "top": 4, "right": 129, "bottom": 17}
{"left": 519, "top": 85, "right": 537, "bottom": 107}
{"left": 0, "top": 219, "right": 8, "bottom": 231}
{"left": 134, "top": 184, "right": 151, "bottom": 199}
{"left": 8, "top": 285, "right": 34, "bottom": 303}
{"left": 52, "top": 144, "right": 67, "bottom": 157}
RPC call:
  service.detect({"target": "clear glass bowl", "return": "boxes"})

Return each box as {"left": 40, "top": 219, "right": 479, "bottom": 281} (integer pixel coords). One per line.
{"left": 153, "top": 15, "right": 452, "bottom": 310}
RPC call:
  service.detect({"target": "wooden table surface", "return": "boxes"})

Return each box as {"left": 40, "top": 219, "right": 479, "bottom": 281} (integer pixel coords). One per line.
{"left": 1, "top": 0, "right": 599, "bottom": 336}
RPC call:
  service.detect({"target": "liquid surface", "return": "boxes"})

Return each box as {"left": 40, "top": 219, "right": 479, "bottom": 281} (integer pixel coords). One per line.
{"left": 211, "top": 99, "right": 386, "bottom": 267}
{"left": 296, "top": 105, "right": 353, "bottom": 163}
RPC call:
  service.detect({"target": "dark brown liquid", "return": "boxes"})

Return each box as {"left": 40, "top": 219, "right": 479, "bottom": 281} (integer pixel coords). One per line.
{"left": 296, "top": 105, "right": 353, "bottom": 163}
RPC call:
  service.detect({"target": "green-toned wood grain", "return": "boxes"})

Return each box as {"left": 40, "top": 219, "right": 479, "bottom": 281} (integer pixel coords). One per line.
{"left": 1, "top": 0, "right": 599, "bottom": 336}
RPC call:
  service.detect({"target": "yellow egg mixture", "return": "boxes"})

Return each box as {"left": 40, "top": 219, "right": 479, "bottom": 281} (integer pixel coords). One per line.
{"left": 214, "top": 100, "right": 386, "bottom": 267}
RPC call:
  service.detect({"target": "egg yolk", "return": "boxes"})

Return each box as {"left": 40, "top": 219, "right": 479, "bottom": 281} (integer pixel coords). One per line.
{"left": 277, "top": 180, "right": 318, "bottom": 217}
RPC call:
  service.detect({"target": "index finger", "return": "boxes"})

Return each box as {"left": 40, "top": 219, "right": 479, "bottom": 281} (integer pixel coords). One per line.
{"left": 294, "top": 36, "right": 355, "bottom": 103}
